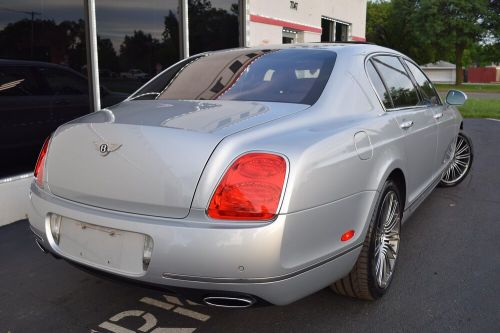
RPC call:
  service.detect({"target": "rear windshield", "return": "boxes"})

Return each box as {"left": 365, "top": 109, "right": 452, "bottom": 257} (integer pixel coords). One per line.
{"left": 130, "top": 48, "right": 336, "bottom": 105}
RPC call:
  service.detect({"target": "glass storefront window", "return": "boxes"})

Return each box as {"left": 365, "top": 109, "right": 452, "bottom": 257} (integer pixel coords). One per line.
{"left": 0, "top": 0, "right": 89, "bottom": 178}
{"left": 188, "top": 0, "right": 239, "bottom": 54}
{"left": 95, "top": 0, "right": 180, "bottom": 101}
{"left": 1, "top": 0, "right": 242, "bottom": 179}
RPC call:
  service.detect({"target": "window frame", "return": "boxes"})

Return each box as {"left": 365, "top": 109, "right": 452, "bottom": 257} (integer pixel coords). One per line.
{"left": 402, "top": 58, "right": 443, "bottom": 106}
{"left": 364, "top": 52, "right": 427, "bottom": 112}
{"left": 128, "top": 48, "right": 337, "bottom": 106}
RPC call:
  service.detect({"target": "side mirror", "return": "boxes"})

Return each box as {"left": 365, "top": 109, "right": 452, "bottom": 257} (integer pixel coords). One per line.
{"left": 445, "top": 90, "right": 467, "bottom": 106}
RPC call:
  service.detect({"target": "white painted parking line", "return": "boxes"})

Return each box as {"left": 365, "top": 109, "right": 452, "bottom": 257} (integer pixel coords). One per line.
{"left": 186, "top": 300, "right": 201, "bottom": 306}
{"left": 487, "top": 118, "right": 500, "bottom": 122}
{"left": 99, "top": 321, "right": 135, "bottom": 333}
{"left": 140, "top": 313, "right": 158, "bottom": 332}
{"left": 150, "top": 329, "right": 196, "bottom": 333}
{"left": 97, "top": 295, "right": 211, "bottom": 333}
{"left": 165, "top": 295, "right": 183, "bottom": 306}
{"left": 173, "top": 307, "right": 210, "bottom": 322}
{"left": 109, "top": 310, "right": 145, "bottom": 322}
{"left": 140, "top": 297, "right": 175, "bottom": 311}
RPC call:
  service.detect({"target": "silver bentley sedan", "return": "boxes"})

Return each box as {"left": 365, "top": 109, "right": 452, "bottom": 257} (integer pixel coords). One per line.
{"left": 28, "top": 44, "right": 473, "bottom": 307}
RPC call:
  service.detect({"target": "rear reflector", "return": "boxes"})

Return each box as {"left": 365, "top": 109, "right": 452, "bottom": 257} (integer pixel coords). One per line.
{"left": 34, "top": 136, "right": 51, "bottom": 187}
{"left": 341, "top": 230, "right": 355, "bottom": 242}
{"left": 207, "top": 153, "right": 287, "bottom": 220}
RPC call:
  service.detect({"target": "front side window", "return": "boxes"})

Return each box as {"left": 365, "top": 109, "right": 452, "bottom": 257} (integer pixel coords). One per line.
{"left": 404, "top": 60, "right": 441, "bottom": 106}
{"left": 130, "top": 49, "right": 336, "bottom": 105}
{"left": 39, "top": 68, "right": 88, "bottom": 95}
{"left": 371, "top": 55, "right": 419, "bottom": 109}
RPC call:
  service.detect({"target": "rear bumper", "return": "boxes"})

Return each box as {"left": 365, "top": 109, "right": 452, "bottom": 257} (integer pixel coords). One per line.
{"left": 28, "top": 183, "right": 375, "bottom": 305}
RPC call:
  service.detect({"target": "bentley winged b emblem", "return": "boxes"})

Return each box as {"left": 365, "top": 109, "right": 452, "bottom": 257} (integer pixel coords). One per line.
{"left": 94, "top": 142, "right": 122, "bottom": 156}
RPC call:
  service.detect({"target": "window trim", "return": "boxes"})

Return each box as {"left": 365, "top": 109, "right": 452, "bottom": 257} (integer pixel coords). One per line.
{"left": 402, "top": 57, "right": 443, "bottom": 106}
{"left": 364, "top": 52, "right": 428, "bottom": 113}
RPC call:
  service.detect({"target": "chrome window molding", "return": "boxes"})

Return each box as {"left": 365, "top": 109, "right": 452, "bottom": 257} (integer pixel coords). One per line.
{"left": 401, "top": 57, "right": 444, "bottom": 106}
{"left": 364, "top": 52, "right": 439, "bottom": 114}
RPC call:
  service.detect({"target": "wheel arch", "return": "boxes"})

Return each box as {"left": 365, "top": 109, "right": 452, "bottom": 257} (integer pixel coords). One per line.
{"left": 375, "top": 160, "right": 408, "bottom": 211}
{"left": 386, "top": 168, "right": 406, "bottom": 211}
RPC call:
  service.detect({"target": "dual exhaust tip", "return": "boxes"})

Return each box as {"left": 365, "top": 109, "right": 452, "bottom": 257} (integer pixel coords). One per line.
{"left": 203, "top": 296, "right": 256, "bottom": 308}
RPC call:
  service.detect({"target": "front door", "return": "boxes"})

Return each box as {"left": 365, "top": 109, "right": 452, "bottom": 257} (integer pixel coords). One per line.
{"left": 403, "top": 60, "right": 459, "bottom": 178}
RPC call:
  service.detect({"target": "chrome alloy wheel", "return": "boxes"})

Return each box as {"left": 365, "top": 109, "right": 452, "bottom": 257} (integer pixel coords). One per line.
{"left": 441, "top": 134, "right": 472, "bottom": 185}
{"left": 374, "top": 190, "right": 401, "bottom": 289}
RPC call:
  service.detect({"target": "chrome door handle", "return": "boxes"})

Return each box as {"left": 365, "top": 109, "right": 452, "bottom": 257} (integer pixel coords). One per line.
{"left": 400, "top": 120, "right": 414, "bottom": 129}
{"left": 434, "top": 112, "right": 443, "bottom": 119}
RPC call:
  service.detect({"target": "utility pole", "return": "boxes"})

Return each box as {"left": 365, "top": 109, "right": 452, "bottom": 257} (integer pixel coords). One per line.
{"left": 0, "top": 6, "right": 41, "bottom": 59}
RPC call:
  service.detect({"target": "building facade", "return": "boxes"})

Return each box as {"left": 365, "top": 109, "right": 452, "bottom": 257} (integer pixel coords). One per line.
{"left": 246, "top": 0, "right": 366, "bottom": 46}
{"left": 0, "top": 0, "right": 366, "bottom": 224}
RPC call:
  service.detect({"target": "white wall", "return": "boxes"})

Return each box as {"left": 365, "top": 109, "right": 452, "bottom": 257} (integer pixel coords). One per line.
{"left": 249, "top": 21, "right": 284, "bottom": 46}
{"left": 0, "top": 176, "right": 31, "bottom": 226}
{"left": 423, "top": 68, "right": 456, "bottom": 84}
{"left": 320, "top": 0, "right": 367, "bottom": 40}
{"left": 247, "top": 0, "right": 367, "bottom": 46}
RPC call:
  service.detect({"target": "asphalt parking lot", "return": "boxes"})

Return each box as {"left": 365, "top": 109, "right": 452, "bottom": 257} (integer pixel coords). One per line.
{"left": 1, "top": 118, "right": 499, "bottom": 333}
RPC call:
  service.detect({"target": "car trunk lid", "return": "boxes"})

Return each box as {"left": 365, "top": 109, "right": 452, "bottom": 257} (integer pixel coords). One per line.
{"left": 46, "top": 100, "right": 308, "bottom": 218}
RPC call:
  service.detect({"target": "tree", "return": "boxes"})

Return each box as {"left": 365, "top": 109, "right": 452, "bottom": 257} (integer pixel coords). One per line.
{"left": 119, "top": 30, "right": 161, "bottom": 73}
{"left": 413, "top": 0, "right": 490, "bottom": 84}
{"left": 366, "top": 0, "right": 392, "bottom": 46}
{"left": 366, "top": 0, "right": 434, "bottom": 64}
{"left": 188, "top": 0, "right": 239, "bottom": 55}
{"left": 98, "top": 37, "right": 119, "bottom": 73}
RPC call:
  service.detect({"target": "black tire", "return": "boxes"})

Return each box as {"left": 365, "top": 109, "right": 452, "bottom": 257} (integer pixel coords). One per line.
{"left": 439, "top": 131, "right": 473, "bottom": 187}
{"left": 331, "top": 179, "right": 402, "bottom": 300}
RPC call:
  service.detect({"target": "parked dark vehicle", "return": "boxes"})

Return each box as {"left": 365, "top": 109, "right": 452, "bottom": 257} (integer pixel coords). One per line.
{"left": 0, "top": 60, "right": 127, "bottom": 178}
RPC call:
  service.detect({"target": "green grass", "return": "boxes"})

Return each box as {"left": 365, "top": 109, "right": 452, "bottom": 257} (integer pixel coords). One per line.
{"left": 458, "top": 98, "right": 500, "bottom": 118}
{"left": 435, "top": 83, "right": 500, "bottom": 94}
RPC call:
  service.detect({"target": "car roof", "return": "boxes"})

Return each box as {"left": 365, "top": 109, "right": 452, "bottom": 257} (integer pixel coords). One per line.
{"left": 205, "top": 43, "right": 406, "bottom": 59}
{"left": 0, "top": 59, "right": 76, "bottom": 70}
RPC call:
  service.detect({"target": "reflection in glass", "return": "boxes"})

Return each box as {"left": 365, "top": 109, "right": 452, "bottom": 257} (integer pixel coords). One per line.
{"left": 188, "top": 0, "right": 239, "bottom": 54}
{"left": 0, "top": 0, "right": 91, "bottom": 178}
{"left": 404, "top": 60, "right": 441, "bottom": 106}
{"left": 372, "top": 56, "right": 419, "bottom": 108}
{"left": 95, "top": 0, "right": 180, "bottom": 99}
{"left": 132, "top": 48, "right": 336, "bottom": 105}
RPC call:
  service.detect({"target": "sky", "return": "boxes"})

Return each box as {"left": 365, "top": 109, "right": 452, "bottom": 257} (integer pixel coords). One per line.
{"left": 0, "top": 0, "right": 236, "bottom": 50}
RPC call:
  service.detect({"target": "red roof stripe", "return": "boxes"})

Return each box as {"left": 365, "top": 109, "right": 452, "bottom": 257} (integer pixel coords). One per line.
{"left": 250, "top": 14, "right": 322, "bottom": 34}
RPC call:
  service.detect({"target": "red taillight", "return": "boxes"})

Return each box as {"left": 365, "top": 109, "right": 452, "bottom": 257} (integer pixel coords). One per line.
{"left": 341, "top": 230, "right": 355, "bottom": 242}
{"left": 207, "top": 153, "right": 287, "bottom": 220}
{"left": 34, "top": 136, "right": 51, "bottom": 186}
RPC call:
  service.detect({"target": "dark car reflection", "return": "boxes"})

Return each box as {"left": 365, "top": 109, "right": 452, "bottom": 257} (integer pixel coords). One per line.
{"left": 0, "top": 59, "right": 127, "bottom": 179}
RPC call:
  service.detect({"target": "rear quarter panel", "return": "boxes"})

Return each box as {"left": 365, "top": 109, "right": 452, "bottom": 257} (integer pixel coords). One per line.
{"left": 192, "top": 51, "right": 408, "bottom": 215}
{"left": 191, "top": 52, "right": 409, "bottom": 268}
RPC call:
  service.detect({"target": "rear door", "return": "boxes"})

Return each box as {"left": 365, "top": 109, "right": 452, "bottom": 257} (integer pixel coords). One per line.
{"left": 403, "top": 59, "right": 457, "bottom": 175}
{"left": 369, "top": 55, "right": 438, "bottom": 205}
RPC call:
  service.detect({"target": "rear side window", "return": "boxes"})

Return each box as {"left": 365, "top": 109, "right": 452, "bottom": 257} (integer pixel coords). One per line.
{"left": 130, "top": 49, "right": 336, "bottom": 105}
{"left": 0, "top": 67, "right": 45, "bottom": 96}
{"left": 371, "top": 56, "right": 419, "bottom": 109}
{"left": 404, "top": 60, "right": 441, "bottom": 106}
{"left": 366, "top": 61, "right": 392, "bottom": 108}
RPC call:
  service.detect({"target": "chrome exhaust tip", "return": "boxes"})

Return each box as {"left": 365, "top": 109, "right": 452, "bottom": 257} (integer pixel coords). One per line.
{"left": 35, "top": 238, "right": 48, "bottom": 253}
{"left": 203, "top": 296, "right": 255, "bottom": 308}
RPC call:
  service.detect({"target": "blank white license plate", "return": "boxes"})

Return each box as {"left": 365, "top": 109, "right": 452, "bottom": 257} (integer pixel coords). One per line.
{"left": 58, "top": 217, "right": 145, "bottom": 275}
